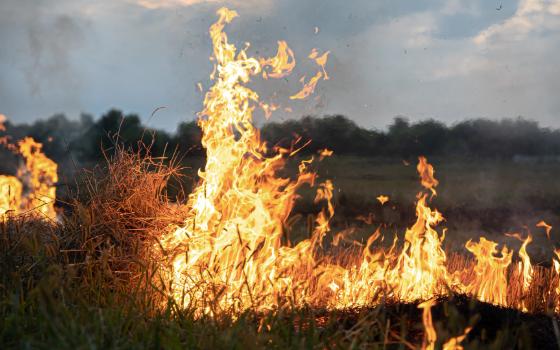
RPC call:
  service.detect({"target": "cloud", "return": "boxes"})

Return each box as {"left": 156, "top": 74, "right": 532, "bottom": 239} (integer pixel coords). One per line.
{"left": 133, "top": 0, "right": 220, "bottom": 9}
{"left": 131, "top": 0, "right": 273, "bottom": 11}
{"left": 313, "top": 0, "right": 560, "bottom": 129}
{"left": 474, "top": 0, "right": 560, "bottom": 45}
{"left": 0, "top": 0, "right": 559, "bottom": 129}
{"left": 441, "top": 0, "right": 480, "bottom": 16}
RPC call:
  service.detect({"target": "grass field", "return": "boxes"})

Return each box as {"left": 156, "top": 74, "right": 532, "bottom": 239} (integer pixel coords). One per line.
{"left": 282, "top": 156, "right": 560, "bottom": 261}
{"left": 2, "top": 152, "right": 560, "bottom": 349}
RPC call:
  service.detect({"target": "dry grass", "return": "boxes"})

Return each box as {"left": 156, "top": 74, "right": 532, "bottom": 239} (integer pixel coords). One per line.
{"left": 1, "top": 147, "right": 560, "bottom": 349}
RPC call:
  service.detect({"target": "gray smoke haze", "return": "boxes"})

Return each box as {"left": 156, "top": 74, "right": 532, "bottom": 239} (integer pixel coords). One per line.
{"left": 0, "top": 0, "right": 559, "bottom": 130}
{"left": 26, "top": 14, "right": 86, "bottom": 95}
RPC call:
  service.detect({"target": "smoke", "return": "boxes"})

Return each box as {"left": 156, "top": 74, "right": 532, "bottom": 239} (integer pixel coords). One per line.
{"left": 0, "top": 0, "right": 88, "bottom": 98}
{"left": 25, "top": 14, "right": 86, "bottom": 95}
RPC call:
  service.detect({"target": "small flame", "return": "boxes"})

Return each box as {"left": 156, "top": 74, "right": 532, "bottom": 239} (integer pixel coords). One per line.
{"left": 443, "top": 327, "right": 472, "bottom": 350}
{"left": 318, "top": 148, "right": 333, "bottom": 160}
{"left": 260, "top": 40, "right": 296, "bottom": 79}
{"left": 259, "top": 102, "right": 279, "bottom": 119}
{"left": 536, "top": 220, "right": 552, "bottom": 239}
{"left": 290, "top": 71, "right": 324, "bottom": 100}
{"left": 0, "top": 176, "right": 22, "bottom": 216}
{"left": 0, "top": 114, "right": 6, "bottom": 131}
{"left": 417, "top": 156, "right": 439, "bottom": 196}
{"left": 517, "top": 234, "right": 534, "bottom": 312}
{"left": 309, "top": 48, "right": 330, "bottom": 80}
{"left": 462, "top": 237, "right": 512, "bottom": 306}
{"left": 420, "top": 299, "right": 471, "bottom": 350}
{"left": 376, "top": 195, "right": 389, "bottom": 205}
{"left": 419, "top": 299, "right": 437, "bottom": 350}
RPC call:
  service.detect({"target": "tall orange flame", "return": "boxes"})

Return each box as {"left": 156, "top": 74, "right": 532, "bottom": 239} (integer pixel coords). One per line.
{"left": 0, "top": 125, "right": 58, "bottom": 219}
{"left": 18, "top": 137, "right": 58, "bottom": 218}
{"left": 157, "top": 7, "right": 559, "bottom": 319}
{"left": 0, "top": 176, "right": 22, "bottom": 216}
{"left": 462, "top": 237, "right": 512, "bottom": 306}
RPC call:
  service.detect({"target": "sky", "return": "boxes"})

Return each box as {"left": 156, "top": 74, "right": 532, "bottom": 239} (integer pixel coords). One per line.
{"left": 1, "top": 0, "right": 560, "bottom": 131}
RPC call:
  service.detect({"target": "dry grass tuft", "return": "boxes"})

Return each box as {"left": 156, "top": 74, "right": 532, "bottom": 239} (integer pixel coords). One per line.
{"left": 1, "top": 143, "right": 188, "bottom": 312}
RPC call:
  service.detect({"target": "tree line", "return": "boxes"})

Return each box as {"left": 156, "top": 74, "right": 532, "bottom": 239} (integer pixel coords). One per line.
{"left": 2, "top": 109, "right": 560, "bottom": 171}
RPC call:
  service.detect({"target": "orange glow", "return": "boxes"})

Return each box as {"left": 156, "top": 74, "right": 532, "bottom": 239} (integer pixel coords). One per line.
{"left": 376, "top": 195, "right": 389, "bottom": 205}
{"left": 309, "top": 48, "right": 330, "bottom": 79}
{"left": 554, "top": 249, "right": 560, "bottom": 312}
{"left": 18, "top": 137, "right": 58, "bottom": 219}
{"left": 536, "top": 220, "right": 552, "bottom": 239}
{"left": 443, "top": 327, "right": 472, "bottom": 350}
{"left": 418, "top": 156, "right": 439, "bottom": 196}
{"left": 290, "top": 71, "right": 324, "bottom": 100}
{"left": 318, "top": 148, "right": 333, "bottom": 160}
{"left": 419, "top": 299, "right": 437, "bottom": 350}
{"left": 259, "top": 102, "right": 279, "bottom": 119}
{"left": 0, "top": 176, "right": 22, "bottom": 216}
{"left": 0, "top": 114, "right": 6, "bottom": 131}
{"left": 462, "top": 237, "right": 512, "bottom": 306}
{"left": 0, "top": 133, "right": 58, "bottom": 219}
{"left": 517, "top": 234, "right": 534, "bottom": 312}
{"left": 260, "top": 40, "right": 296, "bottom": 79}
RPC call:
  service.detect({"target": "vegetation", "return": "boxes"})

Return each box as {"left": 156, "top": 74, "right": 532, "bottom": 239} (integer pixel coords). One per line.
{"left": 1, "top": 146, "right": 558, "bottom": 349}
{"left": 2, "top": 112, "right": 560, "bottom": 348}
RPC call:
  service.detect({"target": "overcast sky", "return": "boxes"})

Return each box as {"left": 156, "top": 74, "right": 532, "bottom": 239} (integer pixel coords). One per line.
{"left": 1, "top": 0, "right": 559, "bottom": 131}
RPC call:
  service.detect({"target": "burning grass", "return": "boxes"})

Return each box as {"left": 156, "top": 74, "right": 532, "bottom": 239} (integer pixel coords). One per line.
{"left": 3, "top": 6, "right": 560, "bottom": 349}
{"left": 1, "top": 145, "right": 560, "bottom": 349}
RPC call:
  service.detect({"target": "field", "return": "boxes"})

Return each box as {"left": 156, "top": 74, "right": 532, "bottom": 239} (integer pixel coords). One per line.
{"left": 2, "top": 150, "right": 560, "bottom": 349}
{"left": 305, "top": 156, "right": 560, "bottom": 259}
{"left": 181, "top": 155, "right": 559, "bottom": 259}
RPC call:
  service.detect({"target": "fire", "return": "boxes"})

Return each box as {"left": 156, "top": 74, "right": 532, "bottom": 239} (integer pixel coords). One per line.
{"left": 417, "top": 156, "right": 439, "bottom": 196}
{"left": 0, "top": 126, "right": 58, "bottom": 219}
{"left": 259, "top": 102, "right": 279, "bottom": 119}
{"left": 158, "top": 7, "right": 453, "bottom": 314}
{"left": 157, "top": 7, "right": 560, "bottom": 320}
{"left": 0, "top": 114, "right": 6, "bottom": 131}
{"left": 420, "top": 299, "right": 471, "bottom": 350}
{"left": 290, "top": 71, "right": 324, "bottom": 100}
{"left": 554, "top": 249, "right": 560, "bottom": 312}
{"left": 536, "top": 220, "right": 552, "bottom": 239}
{"left": 0, "top": 175, "right": 22, "bottom": 215}
{"left": 318, "top": 148, "right": 333, "bottom": 160}
{"left": 461, "top": 237, "right": 512, "bottom": 306}
{"left": 376, "top": 195, "right": 389, "bottom": 205}
{"left": 158, "top": 7, "right": 319, "bottom": 314}
{"left": 517, "top": 234, "right": 534, "bottom": 311}
{"left": 18, "top": 137, "right": 59, "bottom": 218}
{"left": 419, "top": 299, "right": 437, "bottom": 350}
{"left": 309, "top": 48, "right": 330, "bottom": 80}
{"left": 260, "top": 40, "right": 296, "bottom": 79}
{"left": 384, "top": 193, "right": 450, "bottom": 301}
